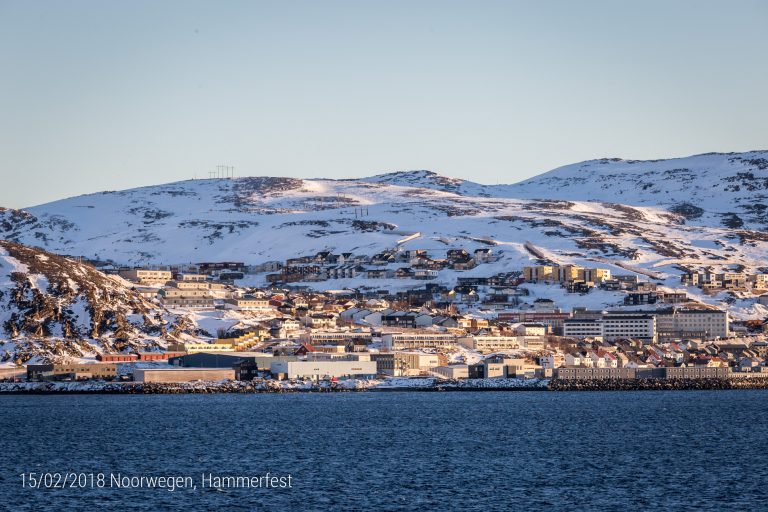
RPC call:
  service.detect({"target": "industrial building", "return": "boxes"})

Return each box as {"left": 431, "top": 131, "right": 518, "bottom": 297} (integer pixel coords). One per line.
{"left": 434, "top": 365, "right": 469, "bottom": 379}
{"left": 168, "top": 352, "right": 296, "bottom": 369}
{"left": 269, "top": 360, "right": 377, "bottom": 380}
{"left": 370, "top": 352, "right": 440, "bottom": 376}
{"left": 133, "top": 368, "right": 235, "bottom": 383}
{"left": 27, "top": 363, "right": 117, "bottom": 381}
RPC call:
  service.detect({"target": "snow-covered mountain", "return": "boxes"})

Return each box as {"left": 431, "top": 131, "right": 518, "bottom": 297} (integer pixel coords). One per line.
{"left": 0, "top": 151, "right": 767, "bottom": 281}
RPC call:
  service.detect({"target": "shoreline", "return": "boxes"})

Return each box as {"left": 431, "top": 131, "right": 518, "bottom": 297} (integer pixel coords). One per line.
{"left": 2, "top": 377, "right": 768, "bottom": 394}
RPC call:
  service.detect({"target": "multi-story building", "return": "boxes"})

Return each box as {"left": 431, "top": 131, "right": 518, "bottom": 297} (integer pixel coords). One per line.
{"left": 160, "top": 286, "right": 215, "bottom": 308}
{"left": 752, "top": 274, "right": 768, "bottom": 290}
{"left": 523, "top": 266, "right": 555, "bottom": 282}
{"left": 558, "top": 265, "right": 583, "bottom": 282}
{"left": 301, "top": 313, "right": 337, "bottom": 329}
{"left": 563, "top": 318, "right": 604, "bottom": 340}
{"left": 224, "top": 297, "right": 272, "bottom": 312}
{"left": 497, "top": 312, "right": 571, "bottom": 335}
{"left": 582, "top": 268, "right": 611, "bottom": 283}
{"left": 602, "top": 314, "right": 657, "bottom": 343}
{"left": 299, "top": 331, "right": 373, "bottom": 345}
{"left": 381, "top": 333, "right": 457, "bottom": 350}
{"left": 514, "top": 322, "right": 547, "bottom": 336}
{"left": 118, "top": 269, "right": 172, "bottom": 285}
{"left": 457, "top": 335, "right": 522, "bottom": 352}
{"left": 523, "top": 265, "right": 611, "bottom": 284}
{"left": 177, "top": 273, "right": 207, "bottom": 282}
{"left": 654, "top": 307, "right": 729, "bottom": 341}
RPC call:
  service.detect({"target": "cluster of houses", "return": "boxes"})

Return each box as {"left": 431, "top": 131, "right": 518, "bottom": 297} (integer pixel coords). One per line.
{"left": 682, "top": 270, "right": 768, "bottom": 292}
{"left": 266, "top": 248, "right": 494, "bottom": 283}
{"left": 20, "top": 324, "right": 768, "bottom": 384}
{"left": 16, "top": 283, "right": 768, "bottom": 385}
{"left": 553, "top": 338, "right": 768, "bottom": 379}
{"left": 522, "top": 264, "right": 676, "bottom": 295}
{"left": 20, "top": 254, "right": 766, "bottom": 386}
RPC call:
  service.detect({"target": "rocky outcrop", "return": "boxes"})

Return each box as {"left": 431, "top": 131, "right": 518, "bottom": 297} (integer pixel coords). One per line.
{"left": 0, "top": 241, "right": 189, "bottom": 363}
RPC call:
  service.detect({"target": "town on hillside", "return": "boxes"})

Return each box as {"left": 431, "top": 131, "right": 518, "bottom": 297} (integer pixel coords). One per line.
{"left": 9, "top": 245, "right": 768, "bottom": 387}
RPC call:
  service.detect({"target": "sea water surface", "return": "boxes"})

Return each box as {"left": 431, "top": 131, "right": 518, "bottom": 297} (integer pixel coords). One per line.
{"left": 1, "top": 391, "right": 767, "bottom": 511}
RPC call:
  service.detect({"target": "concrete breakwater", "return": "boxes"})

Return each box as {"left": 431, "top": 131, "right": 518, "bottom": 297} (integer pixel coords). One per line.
{"left": 548, "top": 377, "right": 768, "bottom": 391}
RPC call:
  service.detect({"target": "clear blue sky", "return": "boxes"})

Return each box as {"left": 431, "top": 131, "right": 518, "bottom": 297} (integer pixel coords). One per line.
{"left": 1, "top": 0, "right": 766, "bottom": 208}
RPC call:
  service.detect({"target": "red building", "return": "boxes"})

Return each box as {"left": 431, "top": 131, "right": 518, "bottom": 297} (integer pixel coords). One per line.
{"left": 96, "top": 353, "right": 139, "bottom": 363}
{"left": 136, "top": 351, "right": 187, "bottom": 361}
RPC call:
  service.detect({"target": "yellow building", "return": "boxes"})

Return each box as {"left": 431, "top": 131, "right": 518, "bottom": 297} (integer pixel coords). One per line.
{"left": 523, "top": 266, "right": 555, "bottom": 282}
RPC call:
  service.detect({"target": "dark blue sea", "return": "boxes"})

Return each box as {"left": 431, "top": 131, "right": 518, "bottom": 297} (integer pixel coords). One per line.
{"left": 1, "top": 390, "right": 767, "bottom": 511}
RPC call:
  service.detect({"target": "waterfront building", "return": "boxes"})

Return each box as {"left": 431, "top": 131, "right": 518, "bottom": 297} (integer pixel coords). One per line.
{"left": 433, "top": 365, "right": 469, "bottom": 379}
{"left": 654, "top": 307, "right": 729, "bottom": 341}
{"left": 369, "top": 352, "right": 440, "bottom": 376}
{"left": 269, "top": 360, "right": 377, "bottom": 380}
{"left": 133, "top": 368, "right": 235, "bottom": 383}
{"left": 27, "top": 363, "right": 117, "bottom": 381}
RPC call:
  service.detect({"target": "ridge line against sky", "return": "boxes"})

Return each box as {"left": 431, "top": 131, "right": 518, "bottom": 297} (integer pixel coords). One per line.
{"left": 1, "top": 0, "right": 767, "bottom": 208}
{"left": 18, "top": 148, "right": 768, "bottom": 209}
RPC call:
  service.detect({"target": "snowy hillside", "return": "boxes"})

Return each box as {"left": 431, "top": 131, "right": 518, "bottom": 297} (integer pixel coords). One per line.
{"left": 0, "top": 241, "right": 193, "bottom": 364}
{"left": 507, "top": 151, "right": 768, "bottom": 229}
{"left": 0, "top": 151, "right": 766, "bottom": 282}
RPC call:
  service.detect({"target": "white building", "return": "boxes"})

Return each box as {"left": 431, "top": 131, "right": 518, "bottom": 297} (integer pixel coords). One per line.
{"left": 654, "top": 307, "right": 729, "bottom": 341}
{"left": 539, "top": 354, "right": 564, "bottom": 370}
{"left": 563, "top": 319, "right": 604, "bottom": 340}
{"left": 514, "top": 323, "right": 547, "bottom": 336}
{"left": 178, "top": 273, "right": 207, "bottom": 282}
{"left": 119, "top": 269, "right": 172, "bottom": 285}
{"left": 565, "top": 353, "right": 592, "bottom": 367}
{"left": 299, "top": 331, "right": 373, "bottom": 345}
{"left": 589, "top": 351, "right": 618, "bottom": 368}
{"left": 224, "top": 297, "right": 272, "bottom": 312}
{"left": 381, "top": 333, "right": 457, "bottom": 350}
{"left": 414, "top": 269, "right": 439, "bottom": 280}
{"left": 269, "top": 360, "right": 377, "bottom": 380}
{"left": 602, "top": 314, "right": 657, "bottom": 343}
{"left": 434, "top": 365, "right": 469, "bottom": 379}
{"left": 458, "top": 336, "right": 521, "bottom": 352}
{"left": 305, "top": 352, "right": 371, "bottom": 362}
